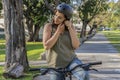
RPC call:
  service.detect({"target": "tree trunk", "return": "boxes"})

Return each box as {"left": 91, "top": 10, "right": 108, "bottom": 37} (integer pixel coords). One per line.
{"left": 28, "top": 24, "right": 40, "bottom": 42}
{"left": 80, "top": 20, "right": 87, "bottom": 43}
{"left": 26, "top": 19, "right": 34, "bottom": 41}
{"left": 3, "top": 0, "right": 29, "bottom": 71}
{"left": 32, "top": 25, "right": 40, "bottom": 41}
{"left": 88, "top": 24, "right": 97, "bottom": 35}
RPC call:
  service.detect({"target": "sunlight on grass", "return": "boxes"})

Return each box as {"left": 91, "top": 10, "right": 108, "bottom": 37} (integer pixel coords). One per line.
{"left": 0, "top": 40, "right": 5, "bottom": 43}
{"left": 0, "top": 54, "right": 5, "bottom": 62}
{"left": 26, "top": 42, "right": 45, "bottom": 61}
{"left": 27, "top": 48, "right": 45, "bottom": 61}
{"left": 102, "top": 31, "right": 120, "bottom": 52}
{"left": 0, "top": 41, "right": 45, "bottom": 61}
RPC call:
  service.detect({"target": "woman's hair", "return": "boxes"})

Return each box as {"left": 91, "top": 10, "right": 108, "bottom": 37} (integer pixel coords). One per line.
{"left": 56, "top": 3, "right": 73, "bottom": 20}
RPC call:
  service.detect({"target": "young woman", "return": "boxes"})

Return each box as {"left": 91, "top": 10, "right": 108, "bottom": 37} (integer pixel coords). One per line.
{"left": 43, "top": 3, "right": 89, "bottom": 80}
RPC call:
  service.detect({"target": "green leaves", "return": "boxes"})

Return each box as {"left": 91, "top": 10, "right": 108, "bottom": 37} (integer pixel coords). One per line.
{"left": 0, "top": 0, "right": 2, "bottom": 17}
{"left": 78, "top": 0, "right": 108, "bottom": 22}
{"left": 23, "top": 0, "right": 50, "bottom": 26}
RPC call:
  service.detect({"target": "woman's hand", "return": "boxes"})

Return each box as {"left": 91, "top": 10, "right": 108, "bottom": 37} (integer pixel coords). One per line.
{"left": 64, "top": 20, "right": 73, "bottom": 29}
{"left": 56, "top": 23, "right": 65, "bottom": 34}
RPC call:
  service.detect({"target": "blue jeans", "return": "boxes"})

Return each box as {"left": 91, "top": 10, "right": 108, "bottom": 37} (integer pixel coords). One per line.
{"left": 49, "top": 58, "right": 89, "bottom": 80}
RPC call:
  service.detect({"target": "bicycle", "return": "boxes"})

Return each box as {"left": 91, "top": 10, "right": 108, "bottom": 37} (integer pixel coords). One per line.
{"left": 29, "top": 61, "right": 102, "bottom": 80}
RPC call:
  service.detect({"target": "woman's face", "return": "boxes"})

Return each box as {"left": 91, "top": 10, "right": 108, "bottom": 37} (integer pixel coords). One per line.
{"left": 54, "top": 11, "right": 65, "bottom": 25}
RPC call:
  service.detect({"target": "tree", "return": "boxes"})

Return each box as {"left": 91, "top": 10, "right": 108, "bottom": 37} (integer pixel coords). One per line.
{"left": 98, "top": 0, "right": 120, "bottom": 30}
{"left": 107, "top": 0, "right": 120, "bottom": 29}
{"left": 2, "top": 0, "right": 29, "bottom": 72}
{"left": 77, "top": 0, "right": 108, "bottom": 42}
{"left": 0, "top": 0, "right": 2, "bottom": 17}
{"left": 113, "top": 0, "right": 120, "bottom": 29}
{"left": 23, "top": 0, "right": 50, "bottom": 41}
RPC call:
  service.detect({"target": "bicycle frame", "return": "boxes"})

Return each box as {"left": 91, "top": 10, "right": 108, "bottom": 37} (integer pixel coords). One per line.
{"left": 29, "top": 61, "right": 102, "bottom": 80}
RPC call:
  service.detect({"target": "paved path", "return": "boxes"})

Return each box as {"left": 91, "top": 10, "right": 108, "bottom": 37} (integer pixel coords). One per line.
{"left": 75, "top": 32, "right": 120, "bottom": 80}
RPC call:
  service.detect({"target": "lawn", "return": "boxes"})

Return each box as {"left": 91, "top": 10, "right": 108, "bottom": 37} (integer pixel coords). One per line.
{"left": 102, "top": 30, "right": 120, "bottom": 52}
{"left": 0, "top": 41, "right": 45, "bottom": 62}
{"left": 26, "top": 42, "right": 45, "bottom": 61}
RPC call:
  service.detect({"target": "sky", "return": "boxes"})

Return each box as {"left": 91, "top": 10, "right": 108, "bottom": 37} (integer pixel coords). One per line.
{"left": 72, "top": 0, "right": 119, "bottom": 5}
{"left": 110, "top": 0, "right": 119, "bottom": 3}
{"left": 114, "top": 0, "right": 118, "bottom": 2}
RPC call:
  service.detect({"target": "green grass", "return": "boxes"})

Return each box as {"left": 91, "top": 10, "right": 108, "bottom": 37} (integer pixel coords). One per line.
{"left": 0, "top": 41, "right": 45, "bottom": 62}
{"left": 0, "top": 40, "right": 5, "bottom": 43}
{"left": 26, "top": 42, "right": 45, "bottom": 61}
{"left": 0, "top": 39, "right": 6, "bottom": 62}
{"left": 102, "top": 30, "right": 120, "bottom": 52}
{"left": 0, "top": 66, "right": 5, "bottom": 80}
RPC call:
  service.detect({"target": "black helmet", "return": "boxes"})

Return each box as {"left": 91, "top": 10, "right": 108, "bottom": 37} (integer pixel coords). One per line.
{"left": 56, "top": 3, "right": 73, "bottom": 20}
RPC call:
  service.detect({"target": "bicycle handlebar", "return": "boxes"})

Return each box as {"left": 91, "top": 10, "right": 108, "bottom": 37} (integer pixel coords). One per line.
{"left": 29, "top": 61, "right": 102, "bottom": 74}
{"left": 87, "top": 61, "right": 102, "bottom": 65}
{"left": 70, "top": 61, "right": 102, "bottom": 71}
{"left": 29, "top": 68, "right": 62, "bottom": 73}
